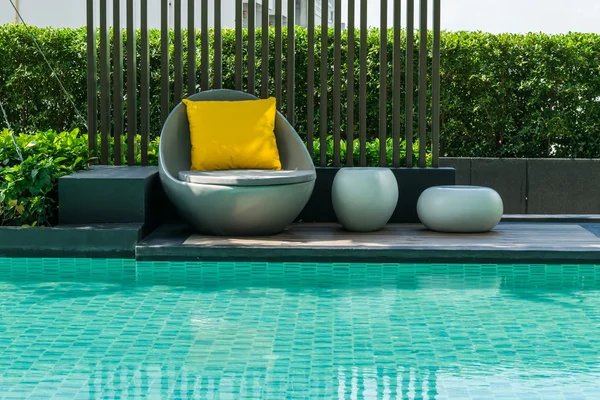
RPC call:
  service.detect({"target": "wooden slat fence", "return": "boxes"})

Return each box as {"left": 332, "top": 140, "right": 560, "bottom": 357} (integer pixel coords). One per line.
{"left": 86, "top": 0, "right": 441, "bottom": 168}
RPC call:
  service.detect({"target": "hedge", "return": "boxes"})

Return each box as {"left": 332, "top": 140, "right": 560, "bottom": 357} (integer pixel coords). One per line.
{"left": 1, "top": 24, "right": 600, "bottom": 158}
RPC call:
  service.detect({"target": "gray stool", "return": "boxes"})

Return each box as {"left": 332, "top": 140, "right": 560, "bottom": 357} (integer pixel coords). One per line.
{"left": 417, "top": 186, "right": 503, "bottom": 233}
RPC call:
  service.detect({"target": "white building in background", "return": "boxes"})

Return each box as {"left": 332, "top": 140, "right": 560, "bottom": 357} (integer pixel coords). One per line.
{"left": 295, "top": 0, "right": 335, "bottom": 28}
{"left": 0, "top": 0, "right": 336, "bottom": 29}
{"left": 242, "top": 0, "right": 335, "bottom": 29}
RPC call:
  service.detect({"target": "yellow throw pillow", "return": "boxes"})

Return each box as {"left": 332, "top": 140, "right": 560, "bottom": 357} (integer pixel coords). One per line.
{"left": 182, "top": 97, "right": 282, "bottom": 171}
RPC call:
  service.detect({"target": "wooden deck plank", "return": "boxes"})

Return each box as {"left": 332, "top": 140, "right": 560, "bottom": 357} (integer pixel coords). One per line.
{"left": 184, "top": 223, "right": 600, "bottom": 250}
{"left": 136, "top": 223, "right": 600, "bottom": 263}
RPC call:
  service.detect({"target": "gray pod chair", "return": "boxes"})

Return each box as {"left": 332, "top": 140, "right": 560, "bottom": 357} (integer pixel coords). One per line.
{"left": 158, "top": 89, "right": 316, "bottom": 236}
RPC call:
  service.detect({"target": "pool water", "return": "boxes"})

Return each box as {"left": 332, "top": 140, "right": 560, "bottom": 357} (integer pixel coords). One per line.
{"left": 0, "top": 259, "right": 599, "bottom": 399}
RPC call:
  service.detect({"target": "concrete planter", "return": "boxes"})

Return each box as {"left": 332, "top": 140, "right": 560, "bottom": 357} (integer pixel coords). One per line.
{"left": 0, "top": 224, "right": 142, "bottom": 258}
{"left": 441, "top": 158, "right": 600, "bottom": 214}
{"left": 0, "top": 165, "right": 160, "bottom": 258}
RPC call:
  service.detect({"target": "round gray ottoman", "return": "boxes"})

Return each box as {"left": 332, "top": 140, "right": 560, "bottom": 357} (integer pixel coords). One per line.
{"left": 417, "top": 186, "right": 504, "bottom": 233}
{"left": 332, "top": 167, "right": 399, "bottom": 232}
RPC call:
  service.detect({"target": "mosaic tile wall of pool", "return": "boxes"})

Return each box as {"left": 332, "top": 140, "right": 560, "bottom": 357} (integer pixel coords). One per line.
{"left": 0, "top": 258, "right": 599, "bottom": 399}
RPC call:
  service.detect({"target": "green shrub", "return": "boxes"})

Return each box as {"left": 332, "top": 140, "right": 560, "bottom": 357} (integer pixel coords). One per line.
{"left": 100, "top": 135, "right": 160, "bottom": 166}
{"left": 111, "top": 135, "right": 431, "bottom": 167}
{"left": 0, "top": 129, "right": 90, "bottom": 226}
{"left": 140, "top": 136, "right": 430, "bottom": 167}
{"left": 440, "top": 31, "right": 600, "bottom": 158}
{"left": 0, "top": 25, "right": 87, "bottom": 134}
{"left": 1, "top": 24, "right": 600, "bottom": 159}
{"left": 310, "top": 136, "right": 430, "bottom": 166}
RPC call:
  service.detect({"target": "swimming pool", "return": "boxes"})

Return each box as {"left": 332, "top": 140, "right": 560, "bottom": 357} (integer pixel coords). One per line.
{"left": 0, "top": 258, "right": 599, "bottom": 399}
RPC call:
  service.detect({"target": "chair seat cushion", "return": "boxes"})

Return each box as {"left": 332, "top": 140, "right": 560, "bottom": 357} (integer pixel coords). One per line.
{"left": 178, "top": 169, "right": 316, "bottom": 186}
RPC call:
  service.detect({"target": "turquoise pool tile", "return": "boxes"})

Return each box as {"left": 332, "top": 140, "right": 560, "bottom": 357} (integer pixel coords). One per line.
{"left": 1, "top": 259, "right": 600, "bottom": 399}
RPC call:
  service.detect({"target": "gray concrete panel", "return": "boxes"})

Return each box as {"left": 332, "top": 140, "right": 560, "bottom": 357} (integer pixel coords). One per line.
{"left": 528, "top": 159, "right": 600, "bottom": 214}
{"left": 470, "top": 158, "right": 527, "bottom": 214}
{"left": 440, "top": 157, "right": 470, "bottom": 185}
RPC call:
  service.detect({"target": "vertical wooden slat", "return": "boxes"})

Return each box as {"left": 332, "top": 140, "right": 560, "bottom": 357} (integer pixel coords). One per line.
{"left": 418, "top": 0, "right": 427, "bottom": 167}
{"left": 214, "top": 0, "right": 222, "bottom": 88}
{"left": 174, "top": 0, "right": 183, "bottom": 102}
{"left": 346, "top": 0, "right": 355, "bottom": 167}
{"left": 160, "top": 0, "right": 170, "bottom": 124}
{"left": 274, "top": 0, "right": 283, "bottom": 108}
{"left": 248, "top": 0, "right": 256, "bottom": 95}
{"left": 113, "top": 0, "right": 123, "bottom": 165}
{"left": 359, "top": 0, "right": 367, "bottom": 166}
{"left": 201, "top": 0, "right": 209, "bottom": 90}
{"left": 405, "top": 0, "right": 414, "bottom": 168}
{"left": 333, "top": 0, "right": 341, "bottom": 166}
{"left": 99, "top": 0, "right": 110, "bottom": 165}
{"left": 126, "top": 0, "right": 137, "bottom": 165}
{"left": 392, "top": 0, "right": 401, "bottom": 167}
{"left": 319, "top": 0, "right": 328, "bottom": 167}
{"left": 235, "top": 0, "right": 242, "bottom": 90}
{"left": 141, "top": 0, "right": 150, "bottom": 166}
{"left": 432, "top": 0, "right": 441, "bottom": 168}
{"left": 379, "top": 0, "right": 387, "bottom": 167}
{"left": 187, "top": 0, "right": 196, "bottom": 96}
{"left": 306, "top": 0, "right": 315, "bottom": 156}
{"left": 261, "top": 0, "right": 269, "bottom": 98}
{"left": 86, "top": 0, "right": 97, "bottom": 161}
{"left": 286, "top": 0, "right": 294, "bottom": 123}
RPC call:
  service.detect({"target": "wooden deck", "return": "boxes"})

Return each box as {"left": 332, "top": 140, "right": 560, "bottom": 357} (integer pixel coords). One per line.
{"left": 137, "top": 222, "right": 600, "bottom": 263}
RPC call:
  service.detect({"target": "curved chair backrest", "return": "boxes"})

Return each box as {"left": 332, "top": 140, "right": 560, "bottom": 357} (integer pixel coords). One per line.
{"left": 159, "top": 89, "right": 315, "bottom": 179}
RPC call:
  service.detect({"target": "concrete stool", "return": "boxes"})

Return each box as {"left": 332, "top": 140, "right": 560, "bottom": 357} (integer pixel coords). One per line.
{"left": 417, "top": 186, "right": 503, "bottom": 233}
{"left": 332, "top": 168, "right": 399, "bottom": 232}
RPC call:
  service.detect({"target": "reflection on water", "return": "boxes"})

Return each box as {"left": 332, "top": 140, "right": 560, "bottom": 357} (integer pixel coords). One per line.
{"left": 0, "top": 258, "right": 599, "bottom": 399}
{"left": 5, "top": 365, "right": 600, "bottom": 399}
{"left": 2, "top": 258, "right": 600, "bottom": 291}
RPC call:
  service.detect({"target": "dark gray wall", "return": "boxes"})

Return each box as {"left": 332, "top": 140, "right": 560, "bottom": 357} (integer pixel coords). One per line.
{"left": 441, "top": 158, "right": 600, "bottom": 214}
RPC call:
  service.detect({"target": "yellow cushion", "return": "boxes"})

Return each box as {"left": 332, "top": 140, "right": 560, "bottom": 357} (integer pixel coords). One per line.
{"left": 182, "top": 97, "right": 282, "bottom": 171}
